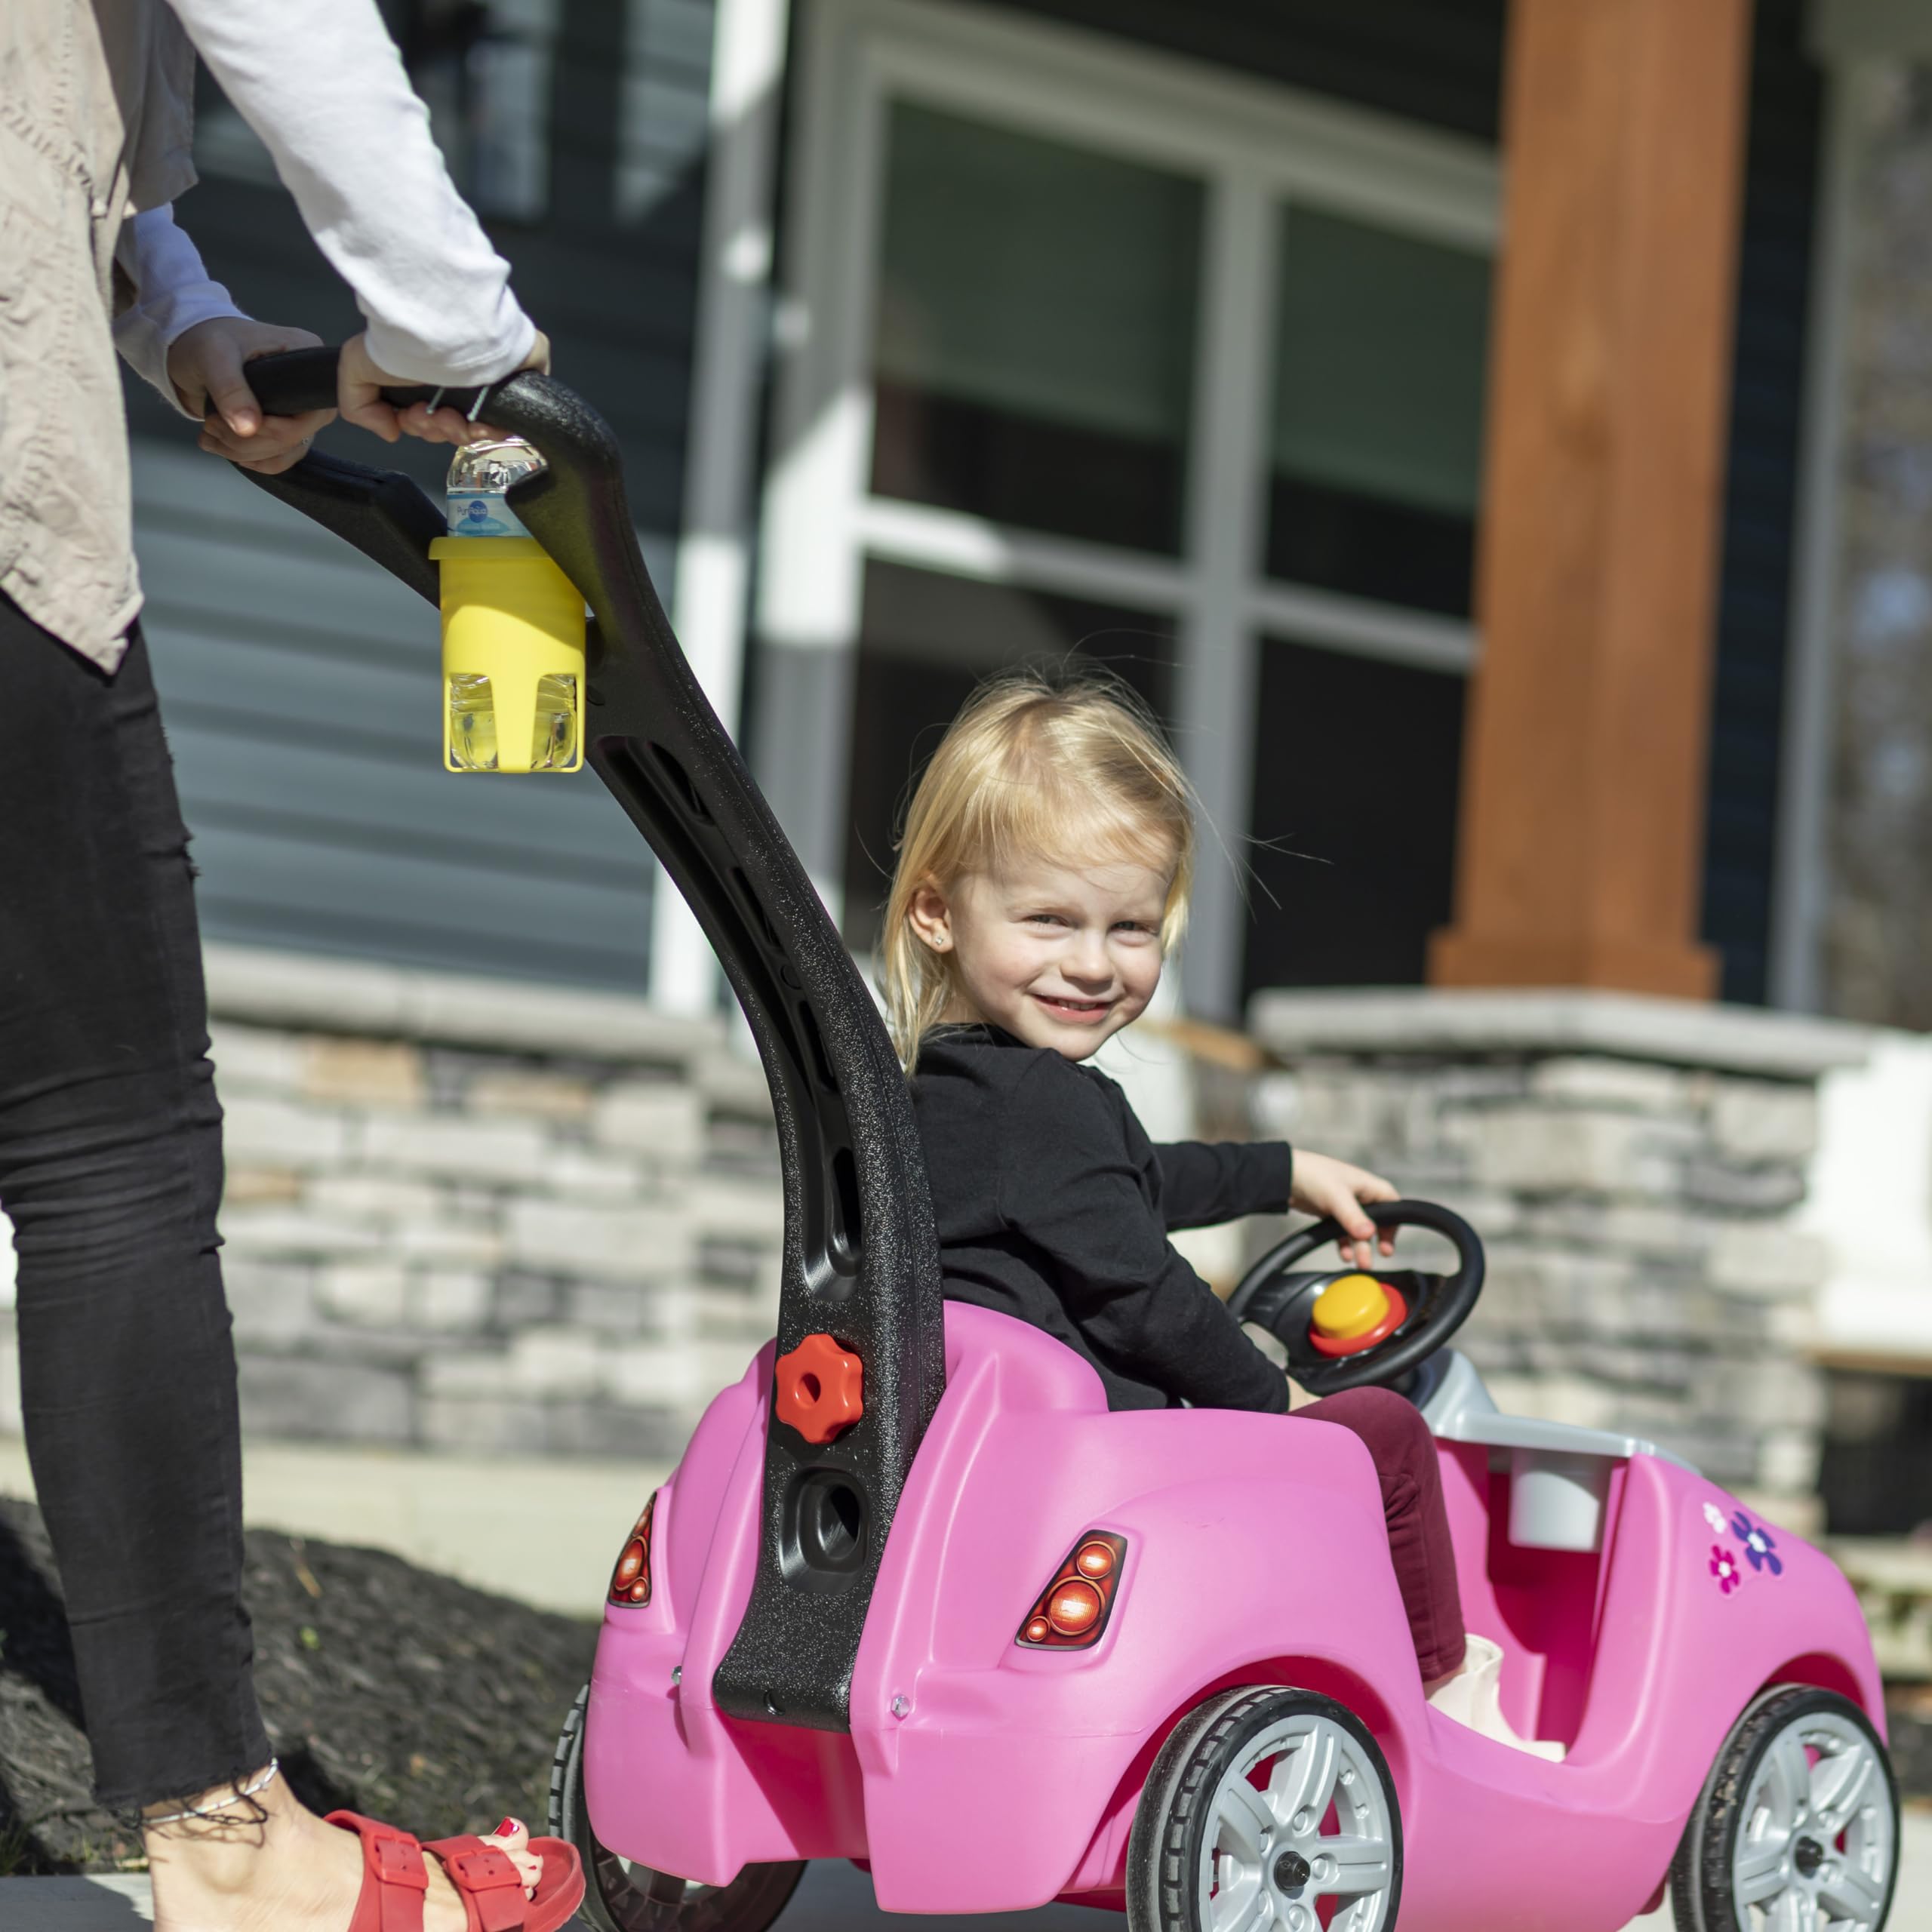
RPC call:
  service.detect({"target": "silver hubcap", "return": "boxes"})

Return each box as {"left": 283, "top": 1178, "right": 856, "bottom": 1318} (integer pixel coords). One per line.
{"left": 1201, "top": 1711, "right": 1395, "bottom": 1932}
{"left": 1730, "top": 1709, "right": 1895, "bottom": 1930}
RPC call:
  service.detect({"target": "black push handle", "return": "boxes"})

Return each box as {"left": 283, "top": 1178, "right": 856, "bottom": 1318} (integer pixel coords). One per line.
{"left": 237, "top": 342, "right": 501, "bottom": 422}
{"left": 224, "top": 346, "right": 947, "bottom": 1738}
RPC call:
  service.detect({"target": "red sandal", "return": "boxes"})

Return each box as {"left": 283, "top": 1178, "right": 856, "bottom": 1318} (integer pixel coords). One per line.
{"left": 329, "top": 1810, "right": 586, "bottom": 1932}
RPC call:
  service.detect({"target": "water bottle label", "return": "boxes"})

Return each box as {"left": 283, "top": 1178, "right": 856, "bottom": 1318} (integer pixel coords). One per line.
{"left": 448, "top": 494, "right": 530, "bottom": 538}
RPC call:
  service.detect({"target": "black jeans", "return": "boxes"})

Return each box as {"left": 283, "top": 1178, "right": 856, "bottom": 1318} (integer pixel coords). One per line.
{"left": 0, "top": 591, "right": 269, "bottom": 1808}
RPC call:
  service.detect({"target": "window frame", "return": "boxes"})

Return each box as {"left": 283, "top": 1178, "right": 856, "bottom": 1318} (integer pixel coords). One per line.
{"left": 755, "top": 0, "right": 1500, "bottom": 1012}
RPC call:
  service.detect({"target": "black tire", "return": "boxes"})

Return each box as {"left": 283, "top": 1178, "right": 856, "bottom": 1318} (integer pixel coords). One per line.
{"left": 549, "top": 1685, "right": 807, "bottom": 1932}
{"left": 1127, "top": 1685, "right": 1402, "bottom": 1932}
{"left": 1669, "top": 1684, "right": 1899, "bottom": 1932}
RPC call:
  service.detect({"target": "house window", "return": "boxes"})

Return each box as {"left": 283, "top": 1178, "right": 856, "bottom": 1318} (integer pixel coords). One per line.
{"left": 1266, "top": 207, "right": 1491, "bottom": 617}
{"left": 872, "top": 103, "right": 1203, "bottom": 555}
{"left": 758, "top": 0, "right": 1500, "bottom": 1012}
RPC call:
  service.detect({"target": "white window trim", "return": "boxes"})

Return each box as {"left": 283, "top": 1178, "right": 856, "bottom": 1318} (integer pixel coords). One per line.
{"left": 651, "top": 0, "right": 793, "bottom": 1016}
{"left": 754, "top": 0, "right": 1499, "bottom": 1017}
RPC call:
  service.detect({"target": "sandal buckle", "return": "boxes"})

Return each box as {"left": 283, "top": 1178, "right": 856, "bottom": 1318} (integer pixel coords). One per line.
{"left": 449, "top": 1848, "right": 519, "bottom": 1890}
{"left": 372, "top": 1835, "right": 429, "bottom": 1889}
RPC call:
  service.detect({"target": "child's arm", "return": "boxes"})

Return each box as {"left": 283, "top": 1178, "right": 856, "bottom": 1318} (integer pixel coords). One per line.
{"left": 1153, "top": 1143, "right": 1398, "bottom": 1269}
{"left": 1004, "top": 1066, "right": 1289, "bottom": 1413}
{"left": 1291, "top": 1150, "right": 1399, "bottom": 1269}
{"left": 1155, "top": 1140, "right": 1293, "bottom": 1231}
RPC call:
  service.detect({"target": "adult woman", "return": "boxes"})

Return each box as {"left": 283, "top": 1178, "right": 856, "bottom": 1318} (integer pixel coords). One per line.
{"left": 2, "top": 2, "right": 581, "bottom": 1925}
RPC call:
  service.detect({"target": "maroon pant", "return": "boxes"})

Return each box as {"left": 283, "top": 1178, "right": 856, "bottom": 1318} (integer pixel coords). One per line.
{"left": 1292, "top": 1387, "right": 1466, "bottom": 1681}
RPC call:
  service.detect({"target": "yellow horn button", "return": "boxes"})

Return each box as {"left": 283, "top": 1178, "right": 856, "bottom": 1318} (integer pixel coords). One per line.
{"left": 1311, "top": 1273, "right": 1392, "bottom": 1340}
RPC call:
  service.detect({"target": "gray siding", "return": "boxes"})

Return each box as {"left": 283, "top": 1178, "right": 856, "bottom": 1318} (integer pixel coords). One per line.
{"left": 124, "top": 0, "right": 715, "bottom": 990}
{"left": 134, "top": 445, "right": 657, "bottom": 991}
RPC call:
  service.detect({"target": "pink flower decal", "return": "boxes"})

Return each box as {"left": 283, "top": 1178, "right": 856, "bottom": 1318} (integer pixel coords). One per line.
{"left": 1709, "top": 1543, "right": 1743, "bottom": 1594}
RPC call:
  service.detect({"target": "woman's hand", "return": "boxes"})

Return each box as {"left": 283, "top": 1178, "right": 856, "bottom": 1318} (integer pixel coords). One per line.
{"left": 337, "top": 329, "right": 552, "bottom": 446}
{"left": 1290, "top": 1150, "right": 1398, "bottom": 1269}
{"left": 170, "top": 318, "right": 335, "bottom": 475}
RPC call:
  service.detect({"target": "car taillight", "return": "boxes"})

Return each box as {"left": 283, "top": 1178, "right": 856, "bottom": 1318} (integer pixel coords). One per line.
{"left": 1015, "top": 1531, "right": 1127, "bottom": 1650}
{"left": 608, "top": 1494, "right": 656, "bottom": 1607}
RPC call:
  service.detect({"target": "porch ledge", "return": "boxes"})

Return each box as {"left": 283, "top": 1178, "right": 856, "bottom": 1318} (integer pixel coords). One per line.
{"left": 203, "top": 943, "right": 724, "bottom": 1066}
{"left": 1247, "top": 987, "right": 1872, "bottom": 1080}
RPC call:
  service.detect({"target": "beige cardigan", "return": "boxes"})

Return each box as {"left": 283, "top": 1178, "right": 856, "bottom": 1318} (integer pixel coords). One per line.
{"left": 0, "top": 0, "right": 198, "bottom": 670}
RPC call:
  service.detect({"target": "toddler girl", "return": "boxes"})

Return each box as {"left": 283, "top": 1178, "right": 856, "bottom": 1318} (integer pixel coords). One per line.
{"left": 883, "top": 671, "right": 1551, "bottom": 1755}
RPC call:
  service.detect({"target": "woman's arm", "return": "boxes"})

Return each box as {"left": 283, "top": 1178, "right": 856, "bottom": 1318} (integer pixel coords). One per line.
{"left": 1154, "top": 1141, "right": 1294, "bottom": 1231}
{"left": 112, "top": 205, "right": 244, "bottom": 408}
{"left": 163, "top": 0, "right": 536, "bottom": 388}
{"left": 112, "top": 207, "right": 333, "bottom": 474}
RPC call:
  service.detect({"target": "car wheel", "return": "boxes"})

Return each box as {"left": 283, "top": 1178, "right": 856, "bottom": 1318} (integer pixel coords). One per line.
{"left": 1127, "top": 1684, "right": 1402, "bottom": 1932}
{"left": 1670, "top": 1684, "right": 1898, "bottom": 1932}
{"left": 550, "top": 1685, "right": 807, "bottom": 1932}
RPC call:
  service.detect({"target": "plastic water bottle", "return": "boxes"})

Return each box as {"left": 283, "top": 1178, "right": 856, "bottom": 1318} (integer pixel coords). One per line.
{"left": 435, "top": 439, "right": 584, "bottom": 774}
{"left": 445, "top": 437, "right": 543, "bottom": 539}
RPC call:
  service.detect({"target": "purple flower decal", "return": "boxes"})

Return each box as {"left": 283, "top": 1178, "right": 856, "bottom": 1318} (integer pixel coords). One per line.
{"left": 1710, "top": 1544, "right": 1743, "bottom": 1594}
{"left": 1731, "top": 1512, "right": 1783, "bottom": 1577}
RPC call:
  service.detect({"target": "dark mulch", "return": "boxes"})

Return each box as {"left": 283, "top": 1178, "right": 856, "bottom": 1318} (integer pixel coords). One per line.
{"left": 1885, "top": 1682, "right": 1932, "bottom": 1802}
{"left": 0, "top": 1497, "right": 595, "bottom": 1875}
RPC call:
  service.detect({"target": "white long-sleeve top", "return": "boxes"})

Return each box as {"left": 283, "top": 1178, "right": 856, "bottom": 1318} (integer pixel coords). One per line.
{"left": 120, "top": 0, "right": 537, "bottom": 408}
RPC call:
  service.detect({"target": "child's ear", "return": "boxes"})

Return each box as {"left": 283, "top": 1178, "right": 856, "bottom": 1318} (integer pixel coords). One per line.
{"left": 906, "top": 881, "right": 955, "bottom": 953}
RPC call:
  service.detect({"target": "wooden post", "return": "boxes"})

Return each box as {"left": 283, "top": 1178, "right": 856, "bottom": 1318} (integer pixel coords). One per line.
{"left": 1429, "top": 0, "right": 1754, "bottom": 998}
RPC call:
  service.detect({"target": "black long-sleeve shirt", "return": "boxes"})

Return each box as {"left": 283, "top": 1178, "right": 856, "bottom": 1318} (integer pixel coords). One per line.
{"left": 909, "top": 1023, "right": 1294, "bottom": 1414}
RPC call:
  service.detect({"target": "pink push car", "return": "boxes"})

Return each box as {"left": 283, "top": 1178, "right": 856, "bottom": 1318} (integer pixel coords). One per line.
{"left": 553, "top": 1199, "right": 1900, "bottom": 1932}
{"left": 224, "top": 354, "right": 1899, "bottom": 1932}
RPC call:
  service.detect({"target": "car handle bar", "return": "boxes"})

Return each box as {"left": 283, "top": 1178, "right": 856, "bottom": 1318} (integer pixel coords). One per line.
{"left": 232, "top": 349, "right": 946, "bottom": 1734}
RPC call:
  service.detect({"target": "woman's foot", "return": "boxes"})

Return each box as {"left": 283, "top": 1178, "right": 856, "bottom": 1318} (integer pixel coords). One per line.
{"left": 145, "top": 1765, "right": 543, "bottom": 1932}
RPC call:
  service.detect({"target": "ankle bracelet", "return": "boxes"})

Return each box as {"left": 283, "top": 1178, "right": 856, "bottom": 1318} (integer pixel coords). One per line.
{"left": 143, "top": 1758, "right": 281, "bottom": 1828}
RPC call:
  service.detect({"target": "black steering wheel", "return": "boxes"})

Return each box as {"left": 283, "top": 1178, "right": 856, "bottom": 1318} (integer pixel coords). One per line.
{"left": 1226, "top": 1198, "right": 1484, "bottom": 1396}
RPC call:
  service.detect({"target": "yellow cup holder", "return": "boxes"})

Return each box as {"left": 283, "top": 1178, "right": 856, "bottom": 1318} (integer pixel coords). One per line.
{"left": 430, "top": 537, "right": 586, "bottom": 774}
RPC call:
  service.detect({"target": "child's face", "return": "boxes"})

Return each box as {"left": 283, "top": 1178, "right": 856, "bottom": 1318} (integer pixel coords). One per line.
{"left": 909, "top": 854, "right": 1171, "bottom": 1060}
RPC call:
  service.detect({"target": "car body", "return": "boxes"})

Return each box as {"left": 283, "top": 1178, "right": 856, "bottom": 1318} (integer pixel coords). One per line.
{"left": 583, "top": 1305, "right": 1881, "bottom": 1930}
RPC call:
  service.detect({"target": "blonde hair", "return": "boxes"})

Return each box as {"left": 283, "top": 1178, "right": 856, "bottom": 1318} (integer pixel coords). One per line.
{"left": 881, "top": 669, "right": 1195, "bottom": 1065}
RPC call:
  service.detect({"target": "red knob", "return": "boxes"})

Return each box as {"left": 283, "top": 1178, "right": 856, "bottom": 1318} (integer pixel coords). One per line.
{"left": 774, "top": 1332, "right": 864, "bottom": 1444}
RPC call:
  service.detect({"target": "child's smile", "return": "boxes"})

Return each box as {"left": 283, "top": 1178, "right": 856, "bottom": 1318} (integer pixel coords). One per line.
{"left": 907, "top": 855, "right": 1174, "bottom": 1061}
{"left": 1031, "top": 991, "right": 1116, "bottom": 1025}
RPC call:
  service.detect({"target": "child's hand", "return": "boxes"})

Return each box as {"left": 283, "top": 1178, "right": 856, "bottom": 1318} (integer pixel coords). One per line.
{"left": 1290, "top": 1151, "right": 1399, "bottom": 1269}
{"left": 338, "top": 330, "right": 552, "bottom": 446}
{"left": 171, "top": 318, "right": 335, "bottom": 475}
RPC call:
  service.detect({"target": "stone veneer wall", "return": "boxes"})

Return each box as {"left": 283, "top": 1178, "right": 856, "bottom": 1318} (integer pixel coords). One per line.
{"left": 0, "top": 964, "right": 1872, "bottom": 1509}
{"left": 1247, "top": 991, "right": 1871, "bottom": 1513}
{"left": 0, "top": 946, "right": 786, "bottom": 1461}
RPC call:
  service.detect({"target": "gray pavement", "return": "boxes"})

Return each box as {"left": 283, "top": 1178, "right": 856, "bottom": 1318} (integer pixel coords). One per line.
{"left": 0, "top": 1861, "right": 1107, "bottom": 1929}
{"left": 8, "top": 1818, "right": 1932, "bottom": 1931}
